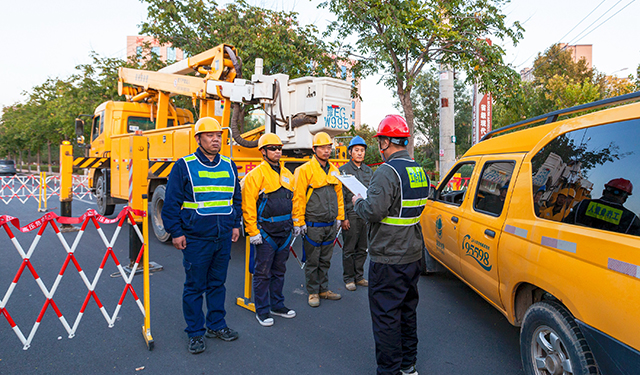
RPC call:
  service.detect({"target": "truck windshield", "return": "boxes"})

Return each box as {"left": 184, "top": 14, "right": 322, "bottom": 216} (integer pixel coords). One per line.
{"left": 127, "top": 116, "right": 174, "bottom": 132}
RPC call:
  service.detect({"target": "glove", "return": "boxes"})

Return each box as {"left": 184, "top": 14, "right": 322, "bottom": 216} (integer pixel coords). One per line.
{"left": 336, "top": 220, "right": 342, "bottom": 231}
{"left": 249, "top": 234, "right": 263, "bottom": 245}
{"left": 293, "top": 226, "right": 301, "bottom": 237}
{"left": 301, "top": 224, "right": 307, "bottom": 235}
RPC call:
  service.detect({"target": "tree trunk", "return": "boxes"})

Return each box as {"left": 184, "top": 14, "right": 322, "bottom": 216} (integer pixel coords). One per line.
{"left": 397, "top": 89, "right": 416, "bottom": 158}
{"left": 18, "top": 150, "right": 23, "bottom": 172}
{"left": 36, "top": 149, "right": 41, "bottom": 173}
{"left": 47, "top": 141, "right": 53, "bottom": 173}
{"left": 28, "top": 150, "right": 32, "bottom": 173}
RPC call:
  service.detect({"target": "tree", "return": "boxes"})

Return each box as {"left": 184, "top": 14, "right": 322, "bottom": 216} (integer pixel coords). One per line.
{"left": 322, "top": 0, "right": 523, "bottom": 157}
{"left": 493, "top": 43, "right": 618, "bottom": 129}
{"left": 140, "top": 0, "right": 351, "bottom": 80}
{"left": 532, "top": 43, "right": 592, "bottom": 87}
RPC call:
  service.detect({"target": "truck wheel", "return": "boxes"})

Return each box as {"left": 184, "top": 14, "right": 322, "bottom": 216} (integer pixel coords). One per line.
{"left": 521, "top": 301, "right": 599, "bottom": 375}
{"left": 95, "top": 174, "right": 115, "bottom": 216}
{"left": 150, "top": 184, "right": 171, "bottom": 242}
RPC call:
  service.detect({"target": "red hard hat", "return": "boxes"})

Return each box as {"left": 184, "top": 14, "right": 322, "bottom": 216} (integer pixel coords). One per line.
{"left": 374, "top": 115, "right": 410, "bottom": 138}
{"left": 605, "top": 178, "right": 633, "bottom": 195}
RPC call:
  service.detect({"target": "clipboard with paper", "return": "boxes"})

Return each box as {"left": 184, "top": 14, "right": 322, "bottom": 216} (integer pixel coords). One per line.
{"left": 336, "top": 174, "right": 368, "bottom": 199}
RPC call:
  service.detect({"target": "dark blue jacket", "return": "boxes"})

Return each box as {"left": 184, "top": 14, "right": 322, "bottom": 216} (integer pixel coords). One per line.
{"left": 162, "top": 148, "right": 242, "bottom": 240}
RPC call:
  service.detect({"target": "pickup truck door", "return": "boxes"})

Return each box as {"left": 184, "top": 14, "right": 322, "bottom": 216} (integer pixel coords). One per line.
{"left": 423, "top": 159, "right": 479, "bottom": 277}
{"left": 457, "top": 155, "right": 522, "bottom": 309}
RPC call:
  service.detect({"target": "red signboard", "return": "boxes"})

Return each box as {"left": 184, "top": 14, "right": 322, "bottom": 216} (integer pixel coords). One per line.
{"left": 478, "top": 93, "right": 492, "bottom": 139}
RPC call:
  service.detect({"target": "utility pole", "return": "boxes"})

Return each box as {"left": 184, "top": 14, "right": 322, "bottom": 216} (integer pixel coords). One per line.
{"left": 439, "top": 65, "right": 456, "bottom": 179}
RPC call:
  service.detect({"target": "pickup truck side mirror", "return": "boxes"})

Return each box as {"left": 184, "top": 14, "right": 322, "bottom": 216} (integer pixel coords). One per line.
{"left": 428, "top": 186, "right": 436, "bottom": 200}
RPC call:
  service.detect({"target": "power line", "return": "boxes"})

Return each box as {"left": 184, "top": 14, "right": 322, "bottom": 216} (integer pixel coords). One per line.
{"left": 572, "top": 0, "right": 636, "bottom": 45}
{"left": 515, "top": 0, "right": 606, "bottom": 69}
{"left": 564, "top": 0, "right": 624, "bottom": 47}
{"left": 556, "top": 0, "right": 606, "bottom": 47}
{"left": 525, "top": 0, "right": 634, "bottom": 78}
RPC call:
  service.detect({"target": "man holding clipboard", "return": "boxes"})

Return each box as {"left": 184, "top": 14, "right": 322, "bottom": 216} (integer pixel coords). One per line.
{"left": 352, "top": 115, "right": 429, "bottom": 375}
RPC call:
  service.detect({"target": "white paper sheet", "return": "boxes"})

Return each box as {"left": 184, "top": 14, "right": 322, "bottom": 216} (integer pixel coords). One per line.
{"left": 337, "top": 174, "right": 368, "bottom": 199}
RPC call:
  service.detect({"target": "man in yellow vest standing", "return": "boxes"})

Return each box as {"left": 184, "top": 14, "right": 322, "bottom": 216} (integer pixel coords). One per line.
{"left": 292, "top": 132, "right": 345, "bottom": 307}
{"left": 162, "top": 117, "right": 241, "bottom": 354}
{"left": 242, "top": 133, "right": 297, "bottom": 327}
{"left": 353, "top": 115, "right": 429, "bottom": 375}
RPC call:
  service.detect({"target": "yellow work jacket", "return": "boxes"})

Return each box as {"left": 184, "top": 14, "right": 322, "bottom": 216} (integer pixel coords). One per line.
{"left": 241, "top": 161, "right": 294, "bottom": 237}
{"left": 292, "top": 156, "right": 345, "bottom": 226}
{"left": 539, "top": 204, "right": 570, "bottom": 222}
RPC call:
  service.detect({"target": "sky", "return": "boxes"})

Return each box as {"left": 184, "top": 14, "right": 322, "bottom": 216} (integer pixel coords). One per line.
{"left": 1, "top": 0, "right": 638, "bottom": 128}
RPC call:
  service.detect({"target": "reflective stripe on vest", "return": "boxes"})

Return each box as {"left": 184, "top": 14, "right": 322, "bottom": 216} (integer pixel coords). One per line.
{"left": 380, "top": 158, "right": 430, "bottom": 227}
{"left": 182, "top": 153, "right": 235, "bottom": 216}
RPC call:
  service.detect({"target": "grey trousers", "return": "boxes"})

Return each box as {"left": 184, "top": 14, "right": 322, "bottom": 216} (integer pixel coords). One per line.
{"left": 303, "top": 225, "right": 336, "bottom": 294}
{"left": 342, "top": 217, "right": 368, "bottom": 283}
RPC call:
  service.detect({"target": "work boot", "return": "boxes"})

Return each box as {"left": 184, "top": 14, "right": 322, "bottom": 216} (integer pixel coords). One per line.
{"left": 345, "top": 282, "right": 356, "bottom": 291}
{"left": 188, "top": 335, "right": 206, "bottom": 354}
{"left": 270, "top": 307, "right": 296, "bottom": 318}
{"left": 205, "top": 327, "right": 239, "bottom": 342}
{"left": 256, "top": 313, "right": 274, "bottom": 327}
{"left": 319, "top": 290, "right": 342, "bottom": 300}
{"left": 308, "top": 294, "right": 320, "bottom": 307}
{"left": 356, "top": 279, "right": 369, "bottom": 287}
{"left": 401, "top": 364, "right": 418, "bottom": 375}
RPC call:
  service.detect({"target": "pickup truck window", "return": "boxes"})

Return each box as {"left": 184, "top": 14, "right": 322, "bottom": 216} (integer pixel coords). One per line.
{"left": 435, "top": 162, "right": 475, "bottom": 206}
{"left": 474, "top": 161, "right": 515, "bottom": 216}
{"left": 532, "top": 118, "right": 640, "bottom": 236}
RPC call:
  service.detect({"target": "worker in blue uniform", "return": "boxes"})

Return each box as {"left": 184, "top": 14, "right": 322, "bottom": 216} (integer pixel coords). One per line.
{"left": 162, "top": 117, "right": 242, "bottom": 354}
{"left": 241, "top": 133, "right": 297, "bottom": 327}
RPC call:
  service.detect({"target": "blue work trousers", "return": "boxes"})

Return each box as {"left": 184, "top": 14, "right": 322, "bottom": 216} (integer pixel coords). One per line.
{"left": 369, "top": 260, "right": 421, "bottom": 375}
{"left": 253, "top": 235, "right": 290, "bottom": 316}
{"left": 182, "top": 236, "right": 231, "bottom": 337}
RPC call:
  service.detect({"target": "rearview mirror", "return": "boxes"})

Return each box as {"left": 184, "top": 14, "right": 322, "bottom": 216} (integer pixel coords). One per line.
{"left": 75, "top": 118, "right": 85, "bottom": 136}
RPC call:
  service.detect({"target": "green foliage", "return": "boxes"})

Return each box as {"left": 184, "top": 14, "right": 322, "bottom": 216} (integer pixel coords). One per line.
{"left": 493, "top": 43, "right": 638, "bottom": 130}
{"left": 0, "top": 45, "right": 169, "bottom": 160}
{"left": 140, "top": 0, "right": 357, "bottom": 81}
{"left": 532, "top": 44, "right": 593, "bottom": 87}
{"left": 321, "top": 0, "right": 524, "bottom": 156}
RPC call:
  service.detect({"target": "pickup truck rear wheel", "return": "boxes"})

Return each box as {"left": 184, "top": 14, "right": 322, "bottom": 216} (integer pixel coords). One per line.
{"left": 150, "top": 184, "right": 171, "bottom": 242}
{"left": 95, "top": 174, "right": 115, "bottom": 216}
{"left": 521, "top": 301, "right": 599, "bottom": 375}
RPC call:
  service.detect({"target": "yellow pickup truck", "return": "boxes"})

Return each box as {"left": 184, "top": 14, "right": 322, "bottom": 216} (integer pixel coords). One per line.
{"left": 421, "top": 92, "right": 640, "bottom": 375}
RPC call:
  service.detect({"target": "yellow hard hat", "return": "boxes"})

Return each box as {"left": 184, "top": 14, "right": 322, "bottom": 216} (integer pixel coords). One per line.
{"left": 313, "top": 132, "right": 333, "bottom": 147}
{"left": 194, "top": 117, "right": 222, "bottom": 136}
{"left": 258, "top": 133, "right": 283, "bottom": 149}
{"left": 568, "top": 188, "right": 576, "bottom": 198}
{"left": 559, "top": 188, "right": 570, "bottom": 197}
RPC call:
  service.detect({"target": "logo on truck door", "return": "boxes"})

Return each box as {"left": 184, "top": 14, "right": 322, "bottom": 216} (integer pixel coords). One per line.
{"left": 462, "top": 234, "right": 492, "bottom": 271}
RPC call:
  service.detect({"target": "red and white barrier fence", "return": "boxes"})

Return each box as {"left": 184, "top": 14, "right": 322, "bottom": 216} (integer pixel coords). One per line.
{"left": 0, "top": 207, "right": 146, "bottom": 350}
{"left": 0, "top": 174, "right": 93, "bottom": 204}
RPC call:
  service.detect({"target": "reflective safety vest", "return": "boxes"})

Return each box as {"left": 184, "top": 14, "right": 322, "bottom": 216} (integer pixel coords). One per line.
{"left": 381, "top": 158, "right": 430, "bottom": 226}
{"left": 182, "top": 153, "right": 236, "bottom": 216}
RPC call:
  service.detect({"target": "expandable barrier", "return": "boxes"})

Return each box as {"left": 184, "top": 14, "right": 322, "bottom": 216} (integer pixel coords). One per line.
{"left": 0, "top": 206, "right": 152, "bottom": 350}
{"left": 0, "top": 174, "right": 93, "bottom": 205}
